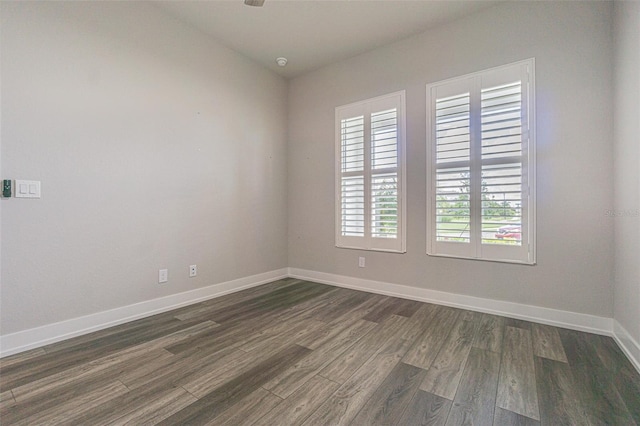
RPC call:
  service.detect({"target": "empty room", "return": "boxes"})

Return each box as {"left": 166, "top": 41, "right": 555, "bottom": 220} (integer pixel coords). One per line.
{"left": 1, "top": 0, "right": 639, "bottom": 425}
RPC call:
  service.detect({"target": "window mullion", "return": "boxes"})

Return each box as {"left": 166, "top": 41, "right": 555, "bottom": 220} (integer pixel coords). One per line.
{"left": 470, "top": 78, "right": 483, "bottom": 257}
{"left": 341, "top": 170, "right": 365, "bottom": 178}
{"left": 364, "top": 108, "right": 373, "bottom": 244}
{"left": 521, "top": 65, "right": 532, "bottom": 256}
{"left": 371, "top": 167, "right": 397, "bottom": 177}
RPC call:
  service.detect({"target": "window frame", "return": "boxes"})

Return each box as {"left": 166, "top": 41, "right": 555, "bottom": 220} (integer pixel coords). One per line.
{"left": 335, "top": 90, "right": 407, "bottom": 253}
{"left": 426, "top": 59, "right": 536, "bottom": 264}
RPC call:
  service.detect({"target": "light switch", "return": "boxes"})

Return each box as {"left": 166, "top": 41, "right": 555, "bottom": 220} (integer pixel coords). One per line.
{"left": 15, "top": 180, "right": 41, "bottom": 198}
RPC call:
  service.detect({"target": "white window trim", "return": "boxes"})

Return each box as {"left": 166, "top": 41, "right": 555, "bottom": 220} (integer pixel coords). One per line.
{"left": 426, "top": 59, "right": 536, "bottom": 264}
{"left": 335, "top": 90, "right": 407, "bottom": 253}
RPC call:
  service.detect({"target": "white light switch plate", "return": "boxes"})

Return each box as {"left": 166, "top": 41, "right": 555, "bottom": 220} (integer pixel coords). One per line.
{"left": 15, "top": 180, "right": 41, "bottom": 198}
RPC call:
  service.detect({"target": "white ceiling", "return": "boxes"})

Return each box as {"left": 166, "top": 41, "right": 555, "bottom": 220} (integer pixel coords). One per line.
{"left": 156, "top": 0, "right": 500, "bottom": 79}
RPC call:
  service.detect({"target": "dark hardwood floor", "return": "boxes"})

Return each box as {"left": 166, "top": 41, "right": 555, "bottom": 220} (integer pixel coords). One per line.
{"left": 1, "top": 278, "right": 639, "bottom": 425}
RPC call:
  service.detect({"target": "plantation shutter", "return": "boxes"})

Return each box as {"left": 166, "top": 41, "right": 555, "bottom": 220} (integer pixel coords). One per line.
{"left": 371, "top": 108, "right": 399, "bottom": 238}
{"left": 427, "top": 60, "right": 536, "bottom": 264}
{"left": 480, "top": 80, "right": 523, "bottom": 246}
{"left": 336, "top": 91, "right": 406, "bottom": 253}
{"left": 340, "top": 116, "right": 365, "bottom": 237}
{"left": 434, "top": 87, "right": 473, "bottom": 257}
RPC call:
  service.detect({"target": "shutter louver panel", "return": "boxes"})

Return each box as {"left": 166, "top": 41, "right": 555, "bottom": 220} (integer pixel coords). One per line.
{"left": 434, "top": 92, "right": 471, "bottom": 243}
{"left": 435, "top": 93, "right": 471, "bottom": 164}
{"left": 481, "top": 82, "right": 522, "bottom": 159}
{"left": 371, "top": 109, "right": 398, "bottom": 170}
{"left": 371, "top": 107, "right": 399, "bottom": 239}
{"left": 371, "top": 173, "right": 398, "bottom": 238}
{"left": 340, "top": 115, "right": 365, "bottom": 237}
{"left": 481, "top": 164, "right": 522, "bottom": 245}
{"left": 435, "top": 167, "right": 471, "bottom": 242}
{"left": 480, "top": 81, "right": 523, "bottom": 246}
{"left": 341, "top": 176, "right": 365, "bottom": 236}
{"left": 341, "top": 116, "right": 364, "bottom": 173}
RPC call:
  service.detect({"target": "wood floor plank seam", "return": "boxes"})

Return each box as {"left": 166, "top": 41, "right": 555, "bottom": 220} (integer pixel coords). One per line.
{"left": 311, "top": 375, "right": 341, "bottom": 387}
{"left": 180, "top": 385, "right": 199, "bottom": 400}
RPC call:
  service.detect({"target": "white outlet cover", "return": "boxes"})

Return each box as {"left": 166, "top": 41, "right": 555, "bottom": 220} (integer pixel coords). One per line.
{"left": 189, "top": 265, "right": 197, "bottom": 277}
{"left": 159, "top": 269, "right": 168, "bottom": 283}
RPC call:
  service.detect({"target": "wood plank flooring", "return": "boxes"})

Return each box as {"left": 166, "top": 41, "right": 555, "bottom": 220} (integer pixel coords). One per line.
{"left": 1, "top": 278, "right": 639, "bottom": 425}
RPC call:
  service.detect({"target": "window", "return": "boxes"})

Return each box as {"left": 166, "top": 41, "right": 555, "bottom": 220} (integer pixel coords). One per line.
{"left": 335, "top": 91, "right": 406, "bottom": 253}
{"left": 426, "top": 59, "right": 536, "bottom": 264}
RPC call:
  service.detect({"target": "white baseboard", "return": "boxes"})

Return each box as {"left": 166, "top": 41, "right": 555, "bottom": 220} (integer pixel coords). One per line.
{"left": 0, "top": 268, "right": 288, "bottom": 358}
{"left": 290, "top": 268, "right": 640, "bottom": 371}
{"left": 288, "top": 268, "right": 614, "bottom": 336}
{"left": 4, "top": 265, "right": 635, "bottom": 373}
{"left": 613, "top": 320, "right": 640, "bottom": 374}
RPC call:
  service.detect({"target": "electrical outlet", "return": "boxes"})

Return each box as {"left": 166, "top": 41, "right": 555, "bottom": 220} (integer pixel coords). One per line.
{"left": 159, "top": 269, "right": 168, "bottom": 284}
{"left": 189, "top": 264, "right": 197, "bottom": 278}
{"left": 358, "top": 257, "right": 365, "bottom": 268}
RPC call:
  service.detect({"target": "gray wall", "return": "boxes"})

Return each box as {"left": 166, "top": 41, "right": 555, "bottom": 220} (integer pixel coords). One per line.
{"left": 613, "top": 1, "right": 640, "bottom": 345}
{"left": 288, "top": 1, "right": 615, "bottom": 317}
{"left": 1, "top": 1, "right": 629, "bottom": 340}
{"left": 0, "top": 2, "right": 289, "bottom": 334}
